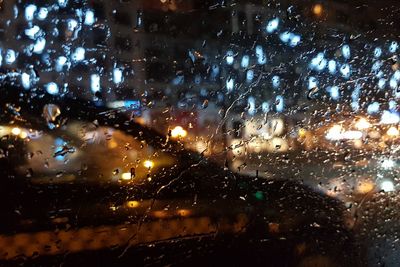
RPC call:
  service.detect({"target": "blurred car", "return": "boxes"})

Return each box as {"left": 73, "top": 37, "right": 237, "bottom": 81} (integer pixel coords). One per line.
{"left": 0, "top": 87, "right": 362, "bottom": 266}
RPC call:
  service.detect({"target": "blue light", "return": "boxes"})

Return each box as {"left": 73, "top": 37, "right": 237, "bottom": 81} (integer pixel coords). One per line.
{"left": 33, "top": 37, "right": 46, "bottom": 54}
{"left": 266, "top": 18, "right": 279, "bottom": 33}
{"left": 0, "top": 49, "right": 2, "bottom": 66}
{"left": 374, "top": 47, "right": 382, "bottom": 58}
{"left": 327, "top": 86, "right": 340, "bottom": 100}
{"left": 279, "top": 31, "right": 291, "bottom": 43}
{"left": 308, "top": 76, "right": 318, "bottom": 89}
{"left": 275, "top": 95, "right": 284, "bottom": 112}
{"left": 25, "top": 4, "right": 37, "bottom": 21}
{"left": 54, "top": 138, "right": 65, "bottom": 161}
{"left": 194, "top": 74, "right": 201, "bottom": 84}
{"left": 394, "top": 70, "right": 400, "bottom": 81}
{"left": 371, "top": 61, "right": 382, "bottom": 74}
{"left": 55, "top": 56, "right": 67, "bottom": 72}
{"left": 113, "top": 68, "right": 123, "bottom": 84}
{"left": 71, "top": 47, "right": 85, "bottom": 62}
{"left": 246, "top": 70, "right": 254, "bottom": 82}
{"left": 342, "top": 45, "right": 351, "bottom": 59}
{"left": 389, "top": 41, "right": 398, "bottom": 53}
{"left": 255, "top": 45, "right": 266, "bottom": 64}
{"left": 172, "top": 75, "right": 184, "bottom": 85}
{"left": 21, "top": 73, "right": 31, "bottom": 89}
{"left": 211, "top": 64, "right": 219, "bottom": 80}
{"left": 241, "top": 55, "right": 249, "bottom": 68}
{"left": 310, "top": 53, "right": 325, "bottom": 70}
{"left": 37, "top": 7, "right": 48, "bottom": 20}
{"left": 289, "top": 34, "right": 301, "bottom": 47}
{"left": 367, "top": 102, "right": 380, "bottom": 114}
{"left": 5, "top": 49, "right": 16, "bottom": 64}
{"left": 340, "top": 64, "right": 351, "bottom": 78}
{"left": 25, "top": 25, "right": 40, "bottom": 39}
{"left": 389, "top": 78, "right": 397, "bottom": 89}
{"left": 272, "top": 75, "right": 280, "bottom": 88}
{"left": 328, "top": 60, "right": 337, "bottom": 74}
{"left": 351, "top": 101, "right": 359, "bottom": 111}
{"left": 90, "top": 74, "right": 100, "bottom": 93}
{"left": 46, "top": 82, "right": 59, "bottom": 95}
{"left": 226, "top": 50, "right": 234, "bottom": 65}
{"left": 248, "top": 96, "right": 256, "bottom": 115}
{"left": 389, "top": 100, "right": 397, "bottom": 111}
{"left": 262, "top": 102, "right": 270, "bottom": 113}
{"left": 67, "top": 19, "right": 78, "bottom": 32}
{"left": 378, "top": 78, "right": 386, "bottom": 89}
{"left": 84, "top": 10, "right": 95, "bottom": 26}
{"left": 58, "top": 0, "right": 68, "bottom": 8}
{"left": 352, "top": 85, "right": 361, "bottom": 101}
{"left": 226, "top": 78, "right": 234, "bottom": 92}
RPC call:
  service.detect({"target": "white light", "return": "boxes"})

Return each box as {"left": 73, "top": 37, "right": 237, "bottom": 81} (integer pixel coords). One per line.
{"left": 143, "top": 160, "right": 154, "bottom": 169}
{"left": 342, "top": 45, "right": 351, "bottom": 59}
{"left": 0, "top": 49, "right": 2, "bottom": 66}
{"left": 171, "top": 126, "right": 187, "bottom": 138}
{"left": 46, "top": 82, "right": 59, "bottom": 95}
{"left": 272, "top": 75, "right": 280, "bottom": 88}
{"left": 266, "top": 18, "right": 279, "bottom": 33}
{"left": 328, "top": 60, "right": 337, "bottom": 74}
{"left": 241, "top": 55, "right": 249, "bottom": 68}
{"left": 387, "top": 127, "right": 399, "bottom": 137}
{"left": 381, "top": 180, "right": 395, "bottom": 192}
{"left": 374, "top": 47, "right": 382, "bottom": 58}
{"left": 21, "top": 73, "right": 31, "bottom": 89}
{"left": 246, "top": 70, "right": 254, "bottom": 82}
{"left": 390, "top": 41, "right": 398, "bottom": 53}
{"left": 37, "top": 7, "right": 48, "bottom": 20}
{"left": 367, "top": 102, "right": 380, "bottom": 114}
{"left": 33, "top": 37, "right": 46, "bottom": 54}
{"left": 340, "top": 64, "right": 351, "bottom": 78}
{"left": 5, "top": 49, "right": 16, "bottom": 64}
{"left": 11, "top": 127, "right": 21, "bottom": 136}
{"left": 226, "top": 78, "right": 234, "bottom": 92}
{"left": 90, "top": 74, "right": 100, "bottom": 93}
{"left": 84, "top": 10, "right": 95, "bottom": 25}
{"left": 380, "top": 111, "right": 400, "bottom": 124}
{"left": 55, "top": 56, "right": 67, "bottom": 72}
{"left": 226, "top": 50, "right": 234, "bottom": 65}
{"left": 25, "top": 25, "right": 40, "bottom": 39}
{"left": 71, "top": 47, "right": 85, "bottom": 62}
{"left": 113, "top": 68, "right": 123, "bottom": 84}
{"left": 342, "top": 130, "right": 363, "bottom": 140}
{"left": 25, "top": 4, "right": 37, "bottom": 21}
{"left": 326, "top": 124, "right": 343, "bottom": 140}
{"left": 351, "top": 101, "right": 360, "bottom": 111}
{"left": 355, "top": 118, "right": 371, "bottom": 130}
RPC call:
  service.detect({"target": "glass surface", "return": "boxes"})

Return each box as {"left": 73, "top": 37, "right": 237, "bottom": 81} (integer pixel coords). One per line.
{"left": 0, "top": 0, "right": 400, "bottom": 266}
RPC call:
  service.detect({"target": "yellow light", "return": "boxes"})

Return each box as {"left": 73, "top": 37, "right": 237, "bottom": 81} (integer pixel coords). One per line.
{"left": 121, "top": 172, "right": 132, "bottom": 180}
{"left": 126, "top": 201, "right": 140, "bottom": 208}
{"left": 298, "top": 128, "right": 307, "bottom": 137}
{"left": 170, "top": 126, "right": 187, "bottom": 138}
{"left": 143, "top": 160, "right": 154, "bottom": 169}
{"left": 11, "top": 127, "right": 21, "bottom": 136}
{"left": 387, "top": 126, "right": 399, "bottom": 137}
{"left": 313, "top": 4, "right": 323, "bottom": 16}
{"left": 357, "top": 181, "right": 374, "bottom": 194}
{"left": 355, "top": 118, "right": 371, "bottom": 130}
{"left": 19, "top": 131, "right": 28, "bottom": 139}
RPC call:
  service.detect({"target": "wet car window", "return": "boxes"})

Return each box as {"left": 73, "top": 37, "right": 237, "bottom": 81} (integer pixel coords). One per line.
{"left": 1, "top": 0, "right": 400, "bottom": 266}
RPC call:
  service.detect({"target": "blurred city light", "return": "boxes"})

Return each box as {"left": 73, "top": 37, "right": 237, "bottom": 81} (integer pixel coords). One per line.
{"left": 171, "top": 126, "right": 187, "bottom": 138}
